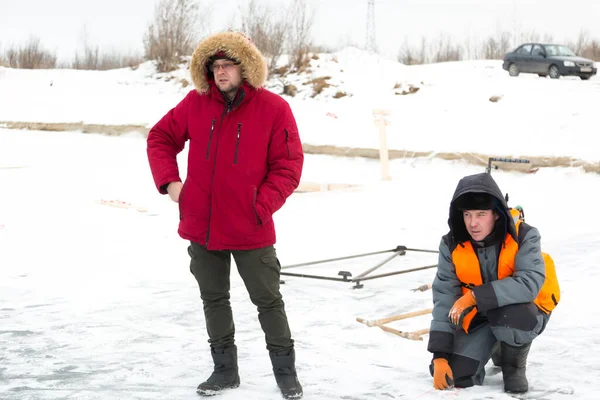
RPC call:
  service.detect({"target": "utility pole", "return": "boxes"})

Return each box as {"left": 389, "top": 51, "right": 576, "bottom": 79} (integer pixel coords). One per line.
{"left": 366, "top": 0, "right": 376, "bottom": 53}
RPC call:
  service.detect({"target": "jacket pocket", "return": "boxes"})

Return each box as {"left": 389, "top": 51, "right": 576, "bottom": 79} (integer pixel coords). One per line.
{"left": 284, "top": 129, "right": 290, "bottom": 157}
{"left": 234, "top": 122, "right": 242, "bottom": 164}
{"left": 252, "top": 186, "right": 262, "bottom": 226}
{"left": 206, "top": 119, "right": 215, "bottom": 160}
{"left": 260, "top": 252, "right": 281, "bottom": 272}
{"left": 178, "top": 183, "right": 186, "bottom": 220}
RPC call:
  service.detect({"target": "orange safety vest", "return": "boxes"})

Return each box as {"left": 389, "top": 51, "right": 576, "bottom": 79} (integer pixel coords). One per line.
{"left": 452, "top": 208, "right": 560, "bottom": 333}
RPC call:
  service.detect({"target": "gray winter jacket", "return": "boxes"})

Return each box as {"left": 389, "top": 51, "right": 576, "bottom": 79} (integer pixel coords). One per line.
{"left": 427, "top": 173, "right": 546, "bottom": 358}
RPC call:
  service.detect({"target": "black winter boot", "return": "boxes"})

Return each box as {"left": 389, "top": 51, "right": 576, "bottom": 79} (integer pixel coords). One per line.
{"left": 491, "top": 341, "right": 502, "bottom": 367}
{"left": 196, "top": 346, "right": 240, "bottom": 396}
{"left": 501, "top": 342, "right": 531, "bottom": 394}
{"left": 269, "top": 348, "right": 303, "bottom": 399}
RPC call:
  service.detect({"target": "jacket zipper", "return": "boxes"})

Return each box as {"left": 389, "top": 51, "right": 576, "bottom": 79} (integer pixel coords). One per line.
{"left": 234, "top": 123, "right": 242, "bottom": 164}
{"left": 207, "top": 115, "right": 227, "bottom": 246}
{"left": 284, "top": 129, "right": 290, "bottom": 157}
{"left": 206, "top": 103, "right": 234, "bottom": 246}
{"left": 206, "top": 119, "right": 215, "bottom": 159}
{"left": 206, "top": 93, "right": 244, "bottom": 247}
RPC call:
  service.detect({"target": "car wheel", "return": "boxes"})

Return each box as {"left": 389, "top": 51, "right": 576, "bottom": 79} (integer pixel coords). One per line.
{"left": 508, "top": 63, "right": 519, "bottom": 77}
{"left": 549, "top": 65, "right": 561, "bottom": 79}
{"left": 580, "top": 75, "right": 591, "bottom": 80}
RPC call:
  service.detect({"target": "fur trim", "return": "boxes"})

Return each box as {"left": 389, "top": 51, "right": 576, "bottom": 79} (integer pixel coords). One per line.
{"left": 190, "top": 31, "right": 268, "bottom": 94}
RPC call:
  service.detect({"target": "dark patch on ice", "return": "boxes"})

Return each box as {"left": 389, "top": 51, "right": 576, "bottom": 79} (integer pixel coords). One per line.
{"left": 373, "top": 363, "right": 394, "bottom": 369}
{"left": 0, "top": 330, "right": 36, "bottom": 337}
{"left": 152, "top": 289, "right": 178, "bottom": 295}
{"left": 25, "top": 304, "right": 52, "bottom": 309}
{"left": 10, "top": 386, "right": 34, "bottom": 392}
{"left": 36, "top": 366, "right": 86, "bottom": 383}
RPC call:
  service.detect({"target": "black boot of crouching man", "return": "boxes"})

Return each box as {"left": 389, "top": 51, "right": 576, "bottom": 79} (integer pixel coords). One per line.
{"left": 269, "top": 348, "right": 303, "bottom": 399}
{"left": 491, "top": 341, "right": 502, "bottom": 367}
{"left": 501, "top": 341, "right": 532, "bottom": 393}
{"left": 197, "top": 346, "right": 240, "bottom": 396}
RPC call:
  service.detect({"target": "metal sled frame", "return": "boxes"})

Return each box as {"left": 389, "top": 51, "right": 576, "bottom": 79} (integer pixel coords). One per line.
{"left": 356, "top": 308, "right": 432, "bottom": 341}
{"left": 486, "top": 156, "right": 530, "bottom": 175}
{"left": 280, "top": 245, "right": 439, "bottom": 289}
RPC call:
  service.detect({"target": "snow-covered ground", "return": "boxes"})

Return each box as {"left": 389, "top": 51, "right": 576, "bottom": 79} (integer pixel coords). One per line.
{"left": 1, "top": 128, "right": 599, "bottom": 400}
{"left": 1, "top": 49, "right": 599, "bottom": 399}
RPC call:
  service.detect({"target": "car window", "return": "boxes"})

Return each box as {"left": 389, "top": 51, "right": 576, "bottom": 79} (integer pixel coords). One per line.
{"left": 532, "top": 45, "right": 545, "bottom": 56}
{"left": 544, "top": 45, "right": 577, "bottom": 57}
{"left": 517, "top": 45, "right": 532, "bottom": 54}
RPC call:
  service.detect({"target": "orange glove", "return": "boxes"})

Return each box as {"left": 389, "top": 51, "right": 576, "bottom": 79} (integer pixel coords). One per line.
{"left": 449, "top": 290, "right": 477, "bottom": 326}
{"left": 432, "top": 358, "right": 454, "bottom": 390}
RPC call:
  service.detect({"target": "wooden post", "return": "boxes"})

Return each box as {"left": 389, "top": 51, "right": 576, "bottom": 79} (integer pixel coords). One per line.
{"left": 376, "top": 325, "right": 430, "bottom": 341}
{"left": 356, "top": 308, "right": 432, "bottom": 327}
{"left": 372, "top": 109, "right": 392, "bottom": 181}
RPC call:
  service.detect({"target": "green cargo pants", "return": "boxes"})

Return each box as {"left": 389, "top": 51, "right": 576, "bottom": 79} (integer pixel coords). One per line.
{"left": 188, "top": 241, "right": 294, "bottom": 352}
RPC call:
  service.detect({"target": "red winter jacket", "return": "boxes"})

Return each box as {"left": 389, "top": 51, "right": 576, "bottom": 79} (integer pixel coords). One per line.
{"left": 147, "top": 82, "right": 304, "bottom": 250}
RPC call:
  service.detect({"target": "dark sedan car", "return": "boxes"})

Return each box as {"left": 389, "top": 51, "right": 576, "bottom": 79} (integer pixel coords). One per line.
{"left": 502, "top": 43, "right": 597, "bottom": 80}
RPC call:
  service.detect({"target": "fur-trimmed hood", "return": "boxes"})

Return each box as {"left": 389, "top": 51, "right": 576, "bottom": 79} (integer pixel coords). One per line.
{"left": 190, "top": 31, "right": 268, "bottom": 94}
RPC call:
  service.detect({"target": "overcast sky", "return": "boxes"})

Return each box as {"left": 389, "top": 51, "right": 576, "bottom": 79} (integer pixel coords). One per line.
{"left": 2, "top": 0, "right": 600, "bottom": 63}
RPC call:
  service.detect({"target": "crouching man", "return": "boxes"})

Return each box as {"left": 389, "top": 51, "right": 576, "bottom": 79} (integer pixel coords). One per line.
{"left": 427, "top": 172, "right": 560, "bottom": 393}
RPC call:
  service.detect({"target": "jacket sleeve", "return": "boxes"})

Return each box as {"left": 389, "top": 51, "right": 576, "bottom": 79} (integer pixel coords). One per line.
{"left": 255, "top": 101, "right": 304, "bottom": 223}
{"left": 472, "top": 227, "right": 545, "bottom": 312}
{"left": 146, "top": 91, "right": 192, "bottom": 194}
{"left": 427, "top": 238, "right": 462, "bottom": 358}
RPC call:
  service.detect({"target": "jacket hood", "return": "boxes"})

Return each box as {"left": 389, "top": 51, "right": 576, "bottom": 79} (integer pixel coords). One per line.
{"left": 190, "top": 31, "right": 268, "bottom": 94}
{"left": 447, "top": 173, "right": 517, "bottom": 246}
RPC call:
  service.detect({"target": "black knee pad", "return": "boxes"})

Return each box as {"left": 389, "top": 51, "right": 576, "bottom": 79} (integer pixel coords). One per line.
{"left": 487, "top": 303, "right": 539, "bottom": 331}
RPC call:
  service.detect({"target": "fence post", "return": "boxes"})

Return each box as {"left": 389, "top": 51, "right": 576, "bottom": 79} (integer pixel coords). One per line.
{"left": 372, "top": 109, "right": 392, "bottom": 181}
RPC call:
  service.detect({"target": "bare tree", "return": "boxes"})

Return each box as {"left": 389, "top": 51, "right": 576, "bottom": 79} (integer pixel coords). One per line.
{"left": 100, "top": 49, "right": 143, "bottom": 70}
{"left": 582, "top": 39, "right": 600, "bottom": 60}
{"left": 419, "top": 36, "right": 428, "bottom": 64}
{"left": 239, "top": 0, "right": 287, "bottom": 73}
{"left": 287, "top": 0, "right": 315, "bottom": 71}
{"left": 463, "top": 33, "right": 481, "bottom": 60}
{"left": 5, "top": 36, "right": 57, "bottom": 69}
{"left": 6, "top": 47, "right": 17, "bottom": 68}
{"left": 498, "top": 31, "right": 512, "bottom": 56}
{"left": 144, "top": 0, "right": 212, "bottom": 72}
{"left": 397, "top": 37, "right": 421, "bottom": 65}
{"left": 573, "top": 29, "right": 590, "bottom": 55}
{"left": 481, "top": 31, "right": 511, "bottom": 60}
{"left": 541, "top": 33, "right": 554, "bottom": 44}
{"left": 432, "top": 33, "right": 462, "bottom": 63}
{"left": 463, "top": 34, "right": 473, "bottom": 60}
{"left": 519, "top": 29, "right": 539, "bottom": 44}
{"left": 73, "top": 24, "right": 100, "bottom": 70}
{"left": 0, "top": 43, "right": 5, "bottom": 67}
{"left": 70, "top": 24, "right": 143, "bottom": 70}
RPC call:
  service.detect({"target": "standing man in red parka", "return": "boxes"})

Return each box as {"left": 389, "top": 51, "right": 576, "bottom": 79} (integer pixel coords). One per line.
{"left": 146, "top": 31, "right": 304, "bottom": 399}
